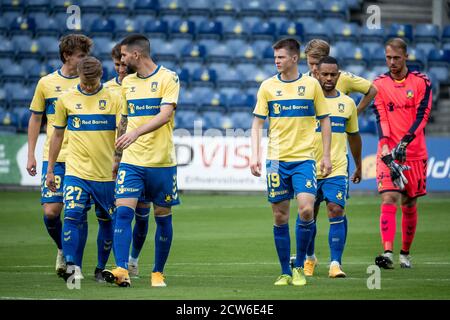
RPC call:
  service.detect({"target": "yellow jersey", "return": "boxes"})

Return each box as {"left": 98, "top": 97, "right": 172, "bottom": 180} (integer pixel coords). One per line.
{"left": 29, "top": 69, "right": 79, "bottom": 162}
{"left": 121, "top": 65, "right": 180, "bottom": 167}
{"left": 253, "top": 73, "right": 330, "bottom": 161}
{"left": 314, "top": 90, "right": 359, "bottom": 179}
{"left": 305, "top": 70, "right": 371, "bottom": 95}
{"left": 104, "top": 76, "right": 122, "bottom": 94}
{"left": 53, "top": 84, "right": 122, "bottom": 181}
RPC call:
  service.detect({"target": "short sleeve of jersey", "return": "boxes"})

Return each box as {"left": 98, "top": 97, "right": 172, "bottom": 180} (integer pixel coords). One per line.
{"left": 29, "top": 79, "right": 45, "bottom": 113}
{"left": 53, "top": 97, "right": 67, "bottom": 128}
{"left": 253, "top": 83, "right": 269, "bottom": 119}
{"left": 160, "top": 72, "right": 180, "bottom": 107}
{"left": 313, "top": 80, "right": 330, "bottom": 118}
{"left": 340, "top": 72, "right": 371, "bottom": 95}
{"left": 346, "top": 100, "right": 359, "bottom": 134}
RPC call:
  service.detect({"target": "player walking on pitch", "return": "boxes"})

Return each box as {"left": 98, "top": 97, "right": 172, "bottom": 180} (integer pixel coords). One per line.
{"left": 373, "top": 38, "right": 432, "bottom": 269}
{"left": 250, "top": 38, "right": 332, "bottom": 286}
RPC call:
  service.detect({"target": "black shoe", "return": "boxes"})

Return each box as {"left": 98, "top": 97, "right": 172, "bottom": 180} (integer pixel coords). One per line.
{"left": 94, "top": 267, "right": 106, "bottom": 283}
{"left": 375, "top": 254, "right": 394, "bottom": 269}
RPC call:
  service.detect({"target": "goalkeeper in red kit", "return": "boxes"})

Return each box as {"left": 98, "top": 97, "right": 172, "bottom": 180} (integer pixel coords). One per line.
{"left": 372, "top": 38, "right": 432, "bottom": 269}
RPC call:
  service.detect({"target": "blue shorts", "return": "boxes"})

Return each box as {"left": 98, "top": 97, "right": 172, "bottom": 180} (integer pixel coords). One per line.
{"left": 41, "top": 161, "right": 65, "bottom": 204}
{"left": 115, "top": 163, "right": 180, "bottom": 207}
{"left": 266, "top": 160, "right": 317, "bottom": 203}
{"left": 315, "top": 175, "right": 348, "bottom": 208}
{"left": 63, "top": 175, "right": 115, "bottom": 220}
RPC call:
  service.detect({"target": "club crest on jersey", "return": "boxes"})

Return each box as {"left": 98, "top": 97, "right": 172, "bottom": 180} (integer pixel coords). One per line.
{"left": 72, "top": 117, "right": 81, "bottom": 129}
{"left": 275, "top": 90, "right": 283, "bottom": 96}
{"left": 273, "top": 103, "right": 281, "bottom": 114}
{"left": 305, "top": 180, "right": 313, "bottom": 188}
{"left": 164, "top": 194, "right": 172, "bottom": 203}
{"left": 338, "top": 103, "right": 345, "bottom": 113}
{"left": 406, "top": 89, "right": 414, "bottom": 99}
{"left": 99, "top": 100, "right": 107, "bottom": 110}
{"left": 151, "top": 82, "right": 158, "bottom": 92}
{"left": 298, "top": 86, "right": 305, "bottom": 96}
{"left": 336, "top": 191, "right": 343, "bottom": 200}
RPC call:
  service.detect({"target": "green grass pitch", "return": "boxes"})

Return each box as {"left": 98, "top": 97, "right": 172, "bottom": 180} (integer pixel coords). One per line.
{"left": 1, "top": 191, "right": 449, "bottom": 300}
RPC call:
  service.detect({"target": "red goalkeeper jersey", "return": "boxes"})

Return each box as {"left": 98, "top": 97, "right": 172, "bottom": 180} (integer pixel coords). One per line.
{"left": 373, "top": 70, "right": 432, "bottom": 161}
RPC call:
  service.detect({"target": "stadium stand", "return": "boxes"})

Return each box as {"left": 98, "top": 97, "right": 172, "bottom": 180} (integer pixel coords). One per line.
{"left": 0, "top": 0, "right": 449, "bottom": 134}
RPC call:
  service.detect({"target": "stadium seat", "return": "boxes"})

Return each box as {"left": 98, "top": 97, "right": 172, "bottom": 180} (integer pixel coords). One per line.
{"left": 415, "top": 23, "right": 440, "bottom": 43}
{"left": 16, "top": 107, "right": 31, "bottom": 131}
{"left": 2, "top": 63, "right": 24, "bottom": 82}
{"left": 134, "top": 0, "right": 160, "bottom": 15}
{"left": 332, "top": 22, "right": 359, "bottom": 42}
{"left": 178, "top": 89, "right": 198, "bottom": 110}
{"left": 159, "top": 0, "right": 186, "bottom": 17}
{"left": 0, "top": 15, "right": 8, "bottom": 36}
{"left": 251, "top": 21, "right": 276, "bottom": 40}
{"left": 415, "top": 42, "right": 438, "bottom": 56}
{"left": 143, "top": 19, "right": 170, "bottom": 39}
{"left": 321, "top": 0, "right": 349, "bottom": 20}
{"left": 213, "top": 0, "right": 239, "bottom": 17}
{"left": 428, "top": 49, "right": 450, "bottom": 83}
{"left": 341, "top": 46, "right": 370, "bottom": 68}
{"left": 206, "top": 43, "right": 232, "bottom": 63}
{"left": 153, "top": 39, "right": 188, "bottom": 61}
{"left": 0, "top": 109, "right": 19, "bottom": 132}
{"left": 197, "top": 20, "right": 223, "bottom": 40}
{"left": 234, "top": 44, "right": 260, "bottom": 63}
{"left": 216, "top": 67, "right": 242, "bottom": 88}
{"left": 10, "top": 84, "right": 33, "bottom": 106}
{"left": 34, "top": 14, "right": 61, "bottom": 37}
{"left": 106, "top": 0, "right": 134, "bottom": 15}
{"left": 181, "top": 43, "right": 207, "bottom": 62}
{"left": 303, "top": 22, "right": 331, "bottom": 42}
{"left": 359, "top": 26, "right": 385, "bottom": 44}
{"left": 201, "top": 110, "right": 225, "bottom": 129}
{"left": 174, "top": 110, "right": 199, "bottom": 130}
{"left": 407, "top": 48, "right": 426, "bottom": 71}
{"left": 222, "top": 19, "right": 250, "bottom": 39}
{"left": 47, "top": 58, "right": 62, "bottom": 72}
{"left": 1, "top": 0, "right": 25, "bottom": 12}
{"left": 14, "top": 36, "right": 42, "bottom": 59}
{"left": 200, "top": 91, "right": 228, "bottom": 109}
{"left": 278, "top": 22, "right": 304, "bottom": 41}
{"left": 92, "top": 37, "right": 115, "bottom": 59}
{"left": 9, "top": 15, "right": 36, "bottom": 36}
{"left": 192, "top": 67, "right": 217, "bottom": 87}
{"left": 228, "top": 91, "right": 254, "bottom": 110}
{"left": 79, "top": 0, "right": 105, "bottom": 13}
{"left": 239, "top": 0, "right": 267, "bottom": 18}
{"left": 442, "top": 25, "right": 450, "bottom": 44}
{"left": 170, "top": 19, "right": 196, "bottom": 40}
{"left": 387, "top": 23, "right": 414, "bottom": 43}
{"left": 52, "top": 0, "right": 75, "bottom": 13}
{"left": 0, "top": 36, "right": 15, "bottom": 57}
{"left": 230, "top": 111, "right": 252, "bottom": 129}
{"left": 37, "top": 36, "right": 60, "bottom": 59}
{"left": 293, "top": 0, "right": 321, "bottom": 19}
{"left": 268, "top": 0, "right": 292, "bottom": 17}
{"left": 361, "top": 42, "right": 384, "bottom": 56}
{"left": 112, "top": 15, "right": 141, "bottom": 38}
{"left": 186, "top": 0, "right": 211, "bottom": 16}
{"left": 28, "top": 62, "right": 52, "bottom": 82}
{"left": 90, "top": 17, "right": 116, "bottom": 37}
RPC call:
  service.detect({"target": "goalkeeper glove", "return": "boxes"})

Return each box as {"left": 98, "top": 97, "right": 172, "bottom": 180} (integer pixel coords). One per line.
{"left": 391, "top": 134, "right": 415, "bottom": 163}
{"left": 381, "top": 154, "right": 410, "bottom": 189}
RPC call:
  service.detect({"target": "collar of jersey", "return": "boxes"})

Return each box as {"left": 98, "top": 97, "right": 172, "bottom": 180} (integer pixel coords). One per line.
{"left": 137, "top": 65, "right": 161, "bottom": 79}
{"left": 325, "top": 90, "right": 341, "bottom": 99}
{"left": 58, "top": 69, "right": 78, "bottom": 79}
{"left": 277, "top": 72, "right": 302, "bottom": 83}
{"left": 115, "top": 76, "right": 121, "bottom": 85}
{"left": 77, "top": 84, "right": 103, "bottom": 96}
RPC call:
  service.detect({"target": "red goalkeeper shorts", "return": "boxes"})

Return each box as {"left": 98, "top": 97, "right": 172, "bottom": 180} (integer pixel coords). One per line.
{"left": 376, "top": 157, "right": 428, "bottom": 198}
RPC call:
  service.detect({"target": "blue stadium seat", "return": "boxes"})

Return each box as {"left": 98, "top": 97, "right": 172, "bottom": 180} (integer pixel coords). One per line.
{"left": 303, "top": 22, "right": 331, "bottom": 42}
{"left": 217, "top": 67, "right": 243, "bottom": 88}
{"left": 1, "top": 0, "right": 25, "bottom": 12}
{"left": 175, "top": 110, "right": 199, "bottom": 130}
{"left": 230, "top": 111, "right": 252, "bottom": 129}
{"left": 361, "top": 42, "right": 384, "bottom": 56}
{"left": 234, "top": 44, "right": 260, "bottom": 63}
{"left": 178, "top": 89, "right": 198, "bottom": 110}
{"left": 106, "top": 0, "right": 134, "bottom": 14}
{"left": 152, "top": 40, "right": 180, "bottom": 62}
{"left": 407, "top": 48, "right": 426, "bottom": 71}
{"left": 239, "top": 0, "right": 268, "bottom": 18}
{"left": 3, "top": 63, "right": 25, "bottom": 83}
{"left": 159, "top": 0, "right": 186, "bottom": 17}
{"left": 0, "top": 15, "right": 8, "bottom": 36}
{"left": 79, "top": 0, "right": 105, "bottom": 13}
{"left": 360, "top": 26, "right": 385, "bottom": 44}
{"left": 427, "top": 49, "right": 450, "bottom": 83}
{"left": 181, "top": 43, "right": 207, "bottom": 62}
{"left": 11, "top": 84, "right": 33, "bottom": 105}
{"left": 358, "top": 115, "right": 376, "bottom": 135}
{"left": 222, "top": 19, "right": 250, "bottom": 39}
{"left": 16, "top": 107, "right": 30, "bottom": 131}
{"left": 28, "top": 62, "right": 52, "bottom": 82}
{"left": 197, "top": 20, "right": 223, "bottom": 40}
{"left": 228, "top": 91, "right": 254, "bottom": 110}
{"left": 332, "top": 22, "right": 359, "bottom": 42}
{"left": 38, "top": 36, "right": 61, "bottom": 59}
{"left": 204, "top": 42, "right": 231, "bottom": 63}
{"left": 52, "top": 0, "right": 75, "bottom": 13}
{"left": 10, "top": 15, "right": 36, "bottom": 36}
{"left": 0, "top": 36, "right": 15, "bottom": 57}
{"left": 134, "top": 0, "right": 160, "bottom": 15}
{"left": 170, "top": 19, "right": 196, "bottom": 40}
{"left": 0, "top": 109, "right": 19, "bottom": 132}
{"left": 186, "top": 0, "right": 211, "bottom": 16}
{"left": 278, "top": 22, "right": 304, "bottom": 41}
{"left": 268, "top": 0, "right": 291, "bottom": 17}
{"left": 213, "top": 0, "right": 239, "bottom": 17}
{"left": 442, "top": 25, "right": 450, "bottom": 44}
{"left": 293, "top": 0, "right": 321, "bottom": 19}
{"left": 369, "top": 49, "right": 387, "bottom": 67}
{"left": 344, "top": 64, "right": 365, "bottom": 77}
{"left": 92, "top": 37, "right": 115, "bottom": 59}
{"left": 144, "top": 19, "right": 169, "bottom": 39}
{"left": 415, "top": 23, "right": 440, "bottom": 43}
{"left": 321, "top": 0, "right": 349, "bottom": 20}
{"left": 251, "top": 21, "right": 276, "bottom": 40}
{"left": 14, "top": 36, "right": 42, "bottom": 59}
{"left": 192, "top": 67, "right": 217, "bottom": 87}
{"left": 33, "top": 13, "right": 61, "bottom": 37}
{"left": 387, "top": 23, "right": 413, "bottom": 43}
{"left": 341, "top": 46, "right": 370, "bottom": 67}
{"left": 174, "top": 67, "right": 189, "bottom": 85}
{"left": 346, "top": 0, "right": 362, "bottom": 10}
{"left": 112, "top": 15, "right": 141, "bottom": 38}
{"left": 415, "top": 42, "right": 438, "bottom": 56}
{"left": 198, "top": 38, "right": 220, "bottom": 52}
{"left": 202, "top": 110, "right": 225, "bottom": 129}
{"left": 190, "top": 86, "right": 211, "bottom": 107}
{"left": 90, "top": 17, "right": 116, "bottom": 37}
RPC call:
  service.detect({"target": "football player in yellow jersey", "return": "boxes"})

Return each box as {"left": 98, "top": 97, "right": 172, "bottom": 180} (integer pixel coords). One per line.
{"left": 294, "top": 39, "right": 376, "bottom": 275}
{"left": 46, "top": 57, "right": 122, "bottom": 283}
{"left": 304, "top": 39, "right": 378, "bottom": 115}
{"left": 103, "top": 34, "right": 180, "bottom": 288}
{"left": 250, "top": 38, "right": 332, "bottom": 286}
{"left": 27, "top": 34, "right": 92, "bottom": 277}
{"left": 312, "top": 56, "right": 362, "bottom": 278}
{"left": 105, "top": 43, "right": 151, "bottom": 278}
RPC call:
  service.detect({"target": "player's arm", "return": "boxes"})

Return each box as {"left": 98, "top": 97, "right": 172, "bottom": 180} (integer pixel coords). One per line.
{"left": 113, "top": 114, "right": 128, "bottom": 179}
{"left": 357, "top": 84, "right": 377, "bottom": 115}
{"left": 250, "top": 116, "right": 265, "bottom": 177}
{"left": 372, "top": 80, "right": 391, "bottom": 157}
{"left": 348, "top": 133, "right": 362, "bottom": 183}
{"left": 392, "top": 76, "right": 433, "bottom": 162}
{"left": 46, "top": 99, "right": 67, "bottom": 192}
{"left": 27, "top": 80, "right": 45, "bottom": 176}
{"left": 319, "top": 116, "right": 332, "bottom": 177}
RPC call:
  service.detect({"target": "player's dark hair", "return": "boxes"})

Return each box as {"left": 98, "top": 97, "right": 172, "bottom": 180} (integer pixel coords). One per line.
{"left": 272, "top": 38, "right": 301, "bottom": 57}
{"left": 120, "top": 33, "right": 151, "bottom": 56}
{"left": 111, "top": 43, "right": 122, "bottom": 60}
{"left": 318, "top": 56, "right": 339, "bottom": 69}
{"left": 77, "top": 56, "right": 103, "bottom": 82}
{"left": 385, "top": 38, "right": 408, "bottom": 54}
{"left": 59, "top": 34, "right": 93, "bottom": 63}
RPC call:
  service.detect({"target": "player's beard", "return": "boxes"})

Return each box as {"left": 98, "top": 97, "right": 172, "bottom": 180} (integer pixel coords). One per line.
{"left": 126, "top": 63, "right": 137, "bottom": 74}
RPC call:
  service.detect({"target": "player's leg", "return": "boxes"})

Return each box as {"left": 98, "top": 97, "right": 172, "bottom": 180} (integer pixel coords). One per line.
{"left": 41, "top": 161, "right": 66, "bottom": 275}
{"left": 129, "top": 200, "right": 151, "bottom": 277}
{"left": 60, "top": 176, "right": 91, "bottom": 282}
{"left": 74, "top": 209, "right": 89, "bottom": 268}
{"left": 266, "top": 160, "right": 294, "bottom": 285}
{"left": 326, "top": 202, "right": 346, "bottom": 278}
{"left": 147, "top": 166, "right": 180, "bottom": 287}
